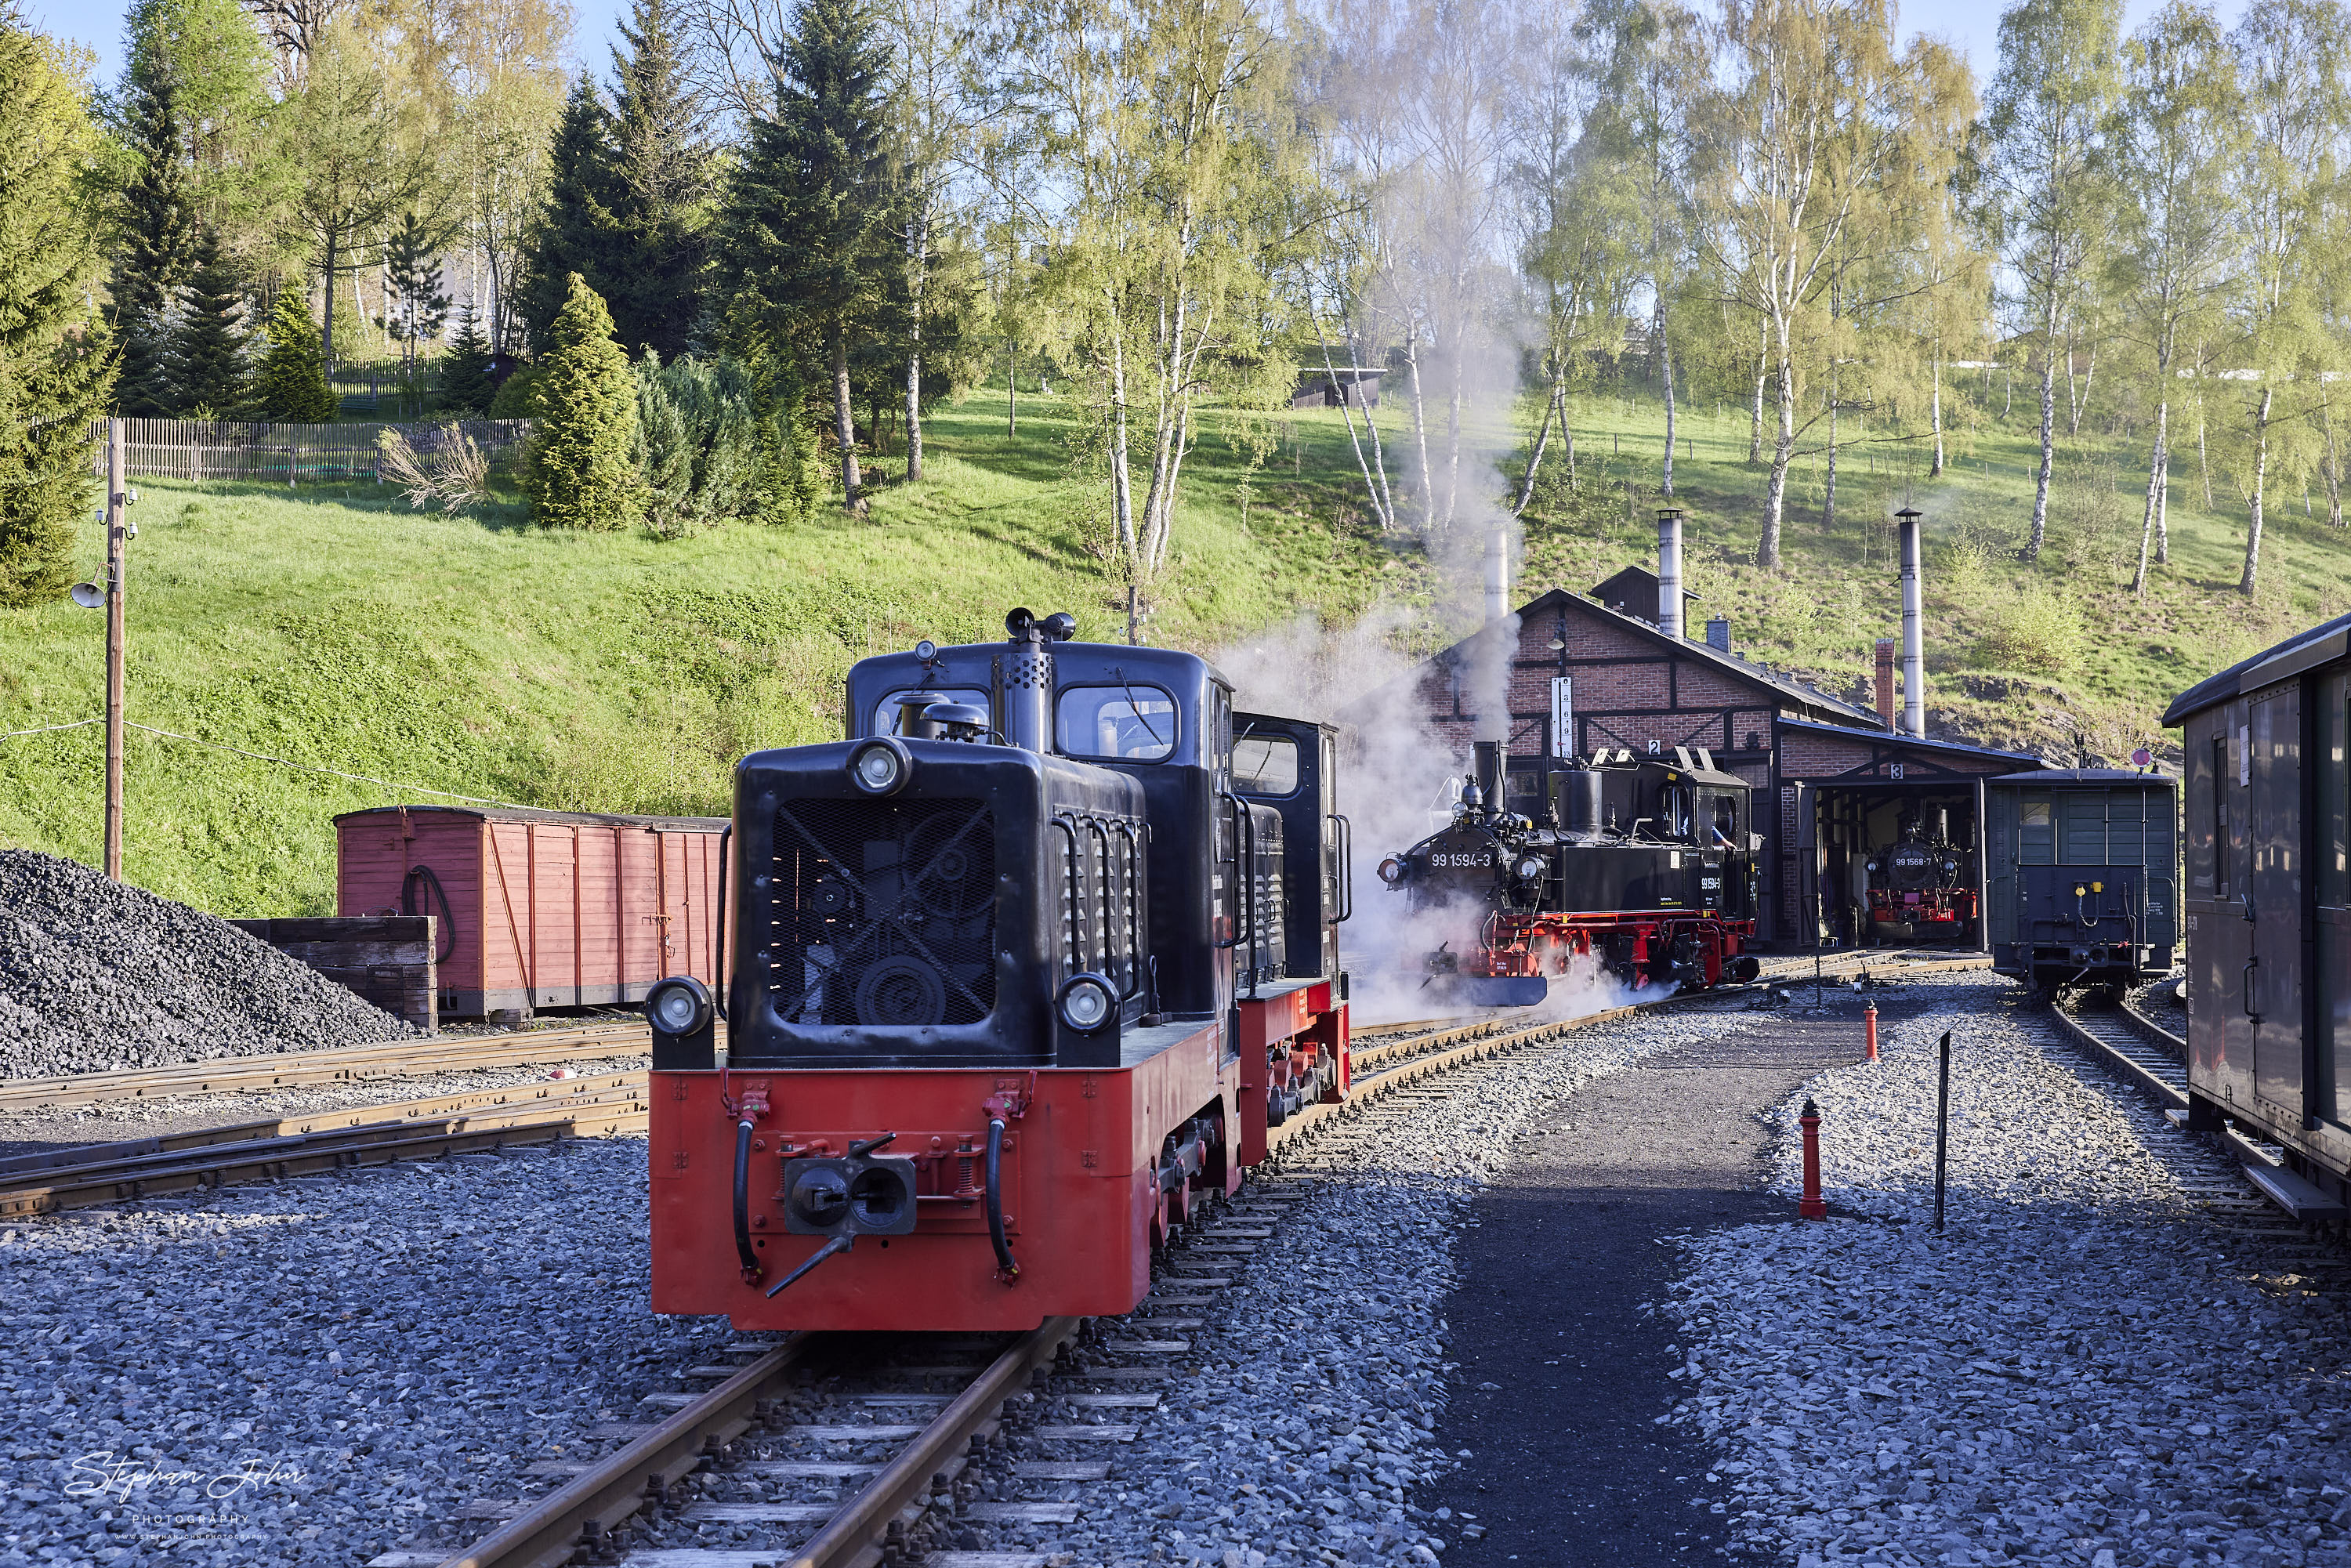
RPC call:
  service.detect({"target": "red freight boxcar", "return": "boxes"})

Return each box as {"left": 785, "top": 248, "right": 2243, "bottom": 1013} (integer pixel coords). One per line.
{"left": 335, "top": 805, "right": 728, "bottom": 1019}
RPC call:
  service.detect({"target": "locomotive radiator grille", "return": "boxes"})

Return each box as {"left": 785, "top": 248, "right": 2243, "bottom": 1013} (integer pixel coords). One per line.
{"left": 1053, "top": 814, "right": 1147, "bottom": 996}
{"left": 770, "top": 796, "right": 998, "bottom": 1027}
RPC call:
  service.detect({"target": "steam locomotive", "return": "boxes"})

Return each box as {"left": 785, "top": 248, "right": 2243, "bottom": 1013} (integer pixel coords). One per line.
{"left": 639, "top": 610, "right": 1351, "bottom": 1332}
{"left": 1376, "top": 741, "right": 1762, "bottom": 1005}
{"left": 1865, "top": 810, "right": 1976, "bottom": 942}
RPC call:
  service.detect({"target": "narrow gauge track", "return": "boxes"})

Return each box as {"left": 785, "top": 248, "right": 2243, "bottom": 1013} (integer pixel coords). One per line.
{"left": 2048, "top": 992, "right": 2347, "bottom": 1250}
{"left": 407, "top": 955, "right": 1987, "bottom": 1568}
{"left": 0, "top": 1016, "right": 666, "bottom": 1114}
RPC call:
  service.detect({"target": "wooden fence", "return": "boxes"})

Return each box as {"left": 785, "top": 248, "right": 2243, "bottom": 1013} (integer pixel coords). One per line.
{"left": 85, "top": 418, "right": 535, "bottom": 484}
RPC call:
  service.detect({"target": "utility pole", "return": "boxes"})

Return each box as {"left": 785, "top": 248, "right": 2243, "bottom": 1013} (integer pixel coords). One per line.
{"left": 103, "top": 418, "right": 127, "bottom": 881}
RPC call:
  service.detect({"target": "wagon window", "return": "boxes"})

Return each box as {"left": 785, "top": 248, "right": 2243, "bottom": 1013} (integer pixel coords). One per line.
{"left": 2018, "top": 798, "right": 2053, "bottom": 864}
{"left": 1233, "top": 733, "right": 1299, "bottom": 795}
{"left": 1057, "top": 686, "right": 1179, "bottom": 761}
{"left": 2214, "top": 736, "right": 2230, "bottom": 896}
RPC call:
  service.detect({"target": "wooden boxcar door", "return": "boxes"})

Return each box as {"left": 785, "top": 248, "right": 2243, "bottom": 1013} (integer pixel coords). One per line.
{"left": 2251, "top": 690, "right": 2305, "bottom": 1116}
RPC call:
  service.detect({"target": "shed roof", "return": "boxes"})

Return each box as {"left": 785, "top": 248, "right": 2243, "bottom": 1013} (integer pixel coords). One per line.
{"left": 1987, "top": 768, "right": 2173, "bottom": 787}
{"left": 335, "top": 803, "right": 727, "bottom": 831}
{"left": 2161, "top": 610, "right": 2351, "bottom": 725}
{"left": 1778, "top": 717, "right": 2048, "bottom": 768}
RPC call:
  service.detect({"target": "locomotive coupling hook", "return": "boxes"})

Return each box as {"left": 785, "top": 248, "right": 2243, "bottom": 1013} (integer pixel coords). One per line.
{"left": 1799, "top": 1099, "right": 1827, "bottom": 1221}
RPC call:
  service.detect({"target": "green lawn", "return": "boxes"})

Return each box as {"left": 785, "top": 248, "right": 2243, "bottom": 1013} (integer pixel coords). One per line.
{"left": 3, "top": 374, "right": 2340, "bottom": 914}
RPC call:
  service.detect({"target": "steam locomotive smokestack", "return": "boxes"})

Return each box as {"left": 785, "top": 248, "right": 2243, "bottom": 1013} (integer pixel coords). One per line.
{"left": 1896, "top": 509, "right": 1925, "bottom": 738}
{"left": 1485, "top": 524, "right": 1509, "bottom": 623}
{"left": 1474, "top": 740, "right": 1504, "bottom": 813}
{"left": 1656, "top": 509, "right": 1684, "bottom": 640}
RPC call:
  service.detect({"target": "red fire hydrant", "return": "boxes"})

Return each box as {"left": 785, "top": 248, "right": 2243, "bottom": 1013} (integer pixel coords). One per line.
{"left": 1799, "top": 1097, "right": 1828, "bottom": 1220}
{"left": 1864, "top": 1004, "right": 1879, "bottom": 1063}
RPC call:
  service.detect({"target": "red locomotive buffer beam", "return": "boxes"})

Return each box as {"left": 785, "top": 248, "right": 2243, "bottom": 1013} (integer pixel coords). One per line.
{"left": 1467, "top": 909, "right": 1758, "bottom": 992}
{"left": 651, "top": 989, "right": 1349, "bottom": 1333}
{"left": 1868, "top": 886, "right": 1979, "bottom": 932}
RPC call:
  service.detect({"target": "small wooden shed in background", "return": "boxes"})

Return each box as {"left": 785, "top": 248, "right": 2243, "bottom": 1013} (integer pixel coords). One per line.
{"left": 334, "top": 805, "right": 729, "bottom": 1019}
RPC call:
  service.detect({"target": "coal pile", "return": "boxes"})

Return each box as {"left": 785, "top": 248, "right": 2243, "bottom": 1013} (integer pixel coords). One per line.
{"left": 0, "top": 850, "right": 421, "bottom": 1078}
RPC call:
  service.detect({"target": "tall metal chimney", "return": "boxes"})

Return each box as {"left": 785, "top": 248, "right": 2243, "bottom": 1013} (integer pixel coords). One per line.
{"left": 1656, "top": 509, "right": 1685, "bottom": 639}
{"left": 1895, "top": 509, "right": 1925, "bottom": 737}
{"left": 1485, "top": 524, "right": 1509, "bottom": 622}
{"left": 1875, "top": 638, "right": 1896, "bottom": 727}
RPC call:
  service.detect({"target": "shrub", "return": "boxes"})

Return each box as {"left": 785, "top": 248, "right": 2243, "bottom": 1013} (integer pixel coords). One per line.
{"left": 521, "top": 275, "right": 643, "bottom": 530}
{"left": 487, "top": 364, "right": 540, "bottom": 419}
{"left": 251, "top": 290, "right": 337, "bottom": 422}
{"left": 636, "top": 353, "right": 767, "bottom": 536}
{"left": 1975, "top": 585, "right": 2085, "bottom": 676}
{"left": 438, "top": 303, "right": 495, "bottom": 415}
{"left": 378, "top": 425, "right": 491, "bottom": 513}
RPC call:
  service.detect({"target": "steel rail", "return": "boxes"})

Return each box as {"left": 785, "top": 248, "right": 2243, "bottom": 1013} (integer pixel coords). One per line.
{"left": 781, "top": 1317, "right": 1081, "bottom": 1568}
{"left": 0, "top": 1021, "right": 678, "bottom": 1113}
{"left": 438, "top": 1339, "right": 811, "bottom": 1568}
{"left": 2045, "top": 1003, "right": 2189, "bottom": 1113}
{"left": 0, "top": 1106, "right": 643, "bottom": 1218}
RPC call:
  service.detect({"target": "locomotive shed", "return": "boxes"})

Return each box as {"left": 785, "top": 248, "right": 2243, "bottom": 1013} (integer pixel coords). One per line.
{"left": 1344, "top": 554, "right": 2051, "bottom": 957}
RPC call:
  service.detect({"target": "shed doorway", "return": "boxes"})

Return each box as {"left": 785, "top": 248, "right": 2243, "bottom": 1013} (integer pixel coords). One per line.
{"left": 1798, "top": 779, "right": 1987, "bottom": 950}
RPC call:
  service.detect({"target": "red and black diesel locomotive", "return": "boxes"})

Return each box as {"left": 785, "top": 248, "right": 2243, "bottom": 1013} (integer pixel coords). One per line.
{"left": 641, "top": 610, "right": 1351, "bottom": 1332}
{"left": 1375, "top": 741, "right": 1762, "bottom": 1005}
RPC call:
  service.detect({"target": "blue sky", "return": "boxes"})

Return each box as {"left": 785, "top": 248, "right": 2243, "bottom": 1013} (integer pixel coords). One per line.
{"left": 26, "top": 0, "right": 2242, "bottom": 100}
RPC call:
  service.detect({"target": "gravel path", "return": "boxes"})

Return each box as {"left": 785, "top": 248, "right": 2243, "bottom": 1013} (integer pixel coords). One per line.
{"left": 0, "top": 1056, "right": 650, "bottom": 1163}
{"left": 0, "top": 851, "right": 417, "bottom": 1079}
{"left": 1667, "top": 972, "right": 2351, "bottom": 1568}
{"left": 0, "top": 1135, "right": 721, "bottom": 1568}
{"left": 933, "top": 1001, "right": 1770, "bottom": 1568}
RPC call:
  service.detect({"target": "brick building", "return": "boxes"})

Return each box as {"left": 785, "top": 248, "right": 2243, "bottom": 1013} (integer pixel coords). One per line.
{"left": 1341, "top": 568, "right": 2046, "bottom": 948}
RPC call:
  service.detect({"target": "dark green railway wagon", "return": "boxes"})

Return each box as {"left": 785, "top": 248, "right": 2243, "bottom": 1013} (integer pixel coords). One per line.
{"left": 1983, "top": 769, "right": 2178, "bottom": 992}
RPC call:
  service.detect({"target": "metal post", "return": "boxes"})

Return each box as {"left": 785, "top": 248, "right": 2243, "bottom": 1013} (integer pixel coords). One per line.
{"left": 1934, "top": 1030, "right": 1952, "bottom": 1233}
{"left": 1127, "top": 585, "right": 1138, "bottom": 646}
{"left": 103, "top": 418, "right": 126, "bottom": 882}
{"left": 1864, "top": 1003, "right": 1878, "bottom": 1063}
{"left": 1799, "top": 1099, "right": 1826, "bottom": 1220}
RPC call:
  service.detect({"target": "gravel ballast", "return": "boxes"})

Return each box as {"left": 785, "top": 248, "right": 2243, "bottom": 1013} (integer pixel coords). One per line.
{"left": 1668, "top": 972, "right": 2351, "bottom": 1568}
{"left": 0, "top": 850, "right": 419, "bottom": 1079}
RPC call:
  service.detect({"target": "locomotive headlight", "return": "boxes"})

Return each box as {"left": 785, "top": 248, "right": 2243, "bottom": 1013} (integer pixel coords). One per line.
{"left": 1377, "top": 856, "right": 1406, "bottom": 885}
{"left": 1514, "top": 856, "right": 1545, "bottom": 881}
{"left": 646, "top": 975, "right": 712, "bottom": 1035}
{"left": 847, "top": 736, "right": 913, "bottom": 795}
{"left": 1056, "top": 972, "right": 1117, "bottom": 1034}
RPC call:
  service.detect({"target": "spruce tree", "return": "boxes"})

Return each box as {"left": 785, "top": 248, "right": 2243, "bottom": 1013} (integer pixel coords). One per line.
{"left": 0, "top": 8, "right": 115, "bottom": 609}
{"left": 516, "top": 78, "right": 624, "bottom": 353}
{"left": 252, "top": 288, "right": 337, "bottom": 421}
{"left": 440, "top": 302, "right": 495, "bottom": 414}
{"left": 523, "top": 274, "right": 644, "bottom": 528}
{"left": 107, "top": 70, "right": 197, "bottom": 416}
{"left": 166, "top": 225, "right": 249, "bottom": 415}
{"left": 713, "top": 0, "right": 893, "bottom": 507}
{"left": 605, "top": 0, "right": 712, "bottom": 361}
{"left": 380, "top": 212, "right": 450, "bottom": 378}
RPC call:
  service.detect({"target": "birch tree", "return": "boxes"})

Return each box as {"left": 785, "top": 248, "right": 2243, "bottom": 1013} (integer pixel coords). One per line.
{"left": 2106, "top": 0, "right": 2241, "bottom": 596}
{"left": 1975, "top": 0, "right": 2122, "bottom": 563}
{"left": 2223, "top": 0, "right": 2349, "bottom": 596}
{"left": 1022, "top": 0, "right": 1306, "bottom": 572}
{"left": 1690, "top": 0, "right": 1958, "bottom": 570}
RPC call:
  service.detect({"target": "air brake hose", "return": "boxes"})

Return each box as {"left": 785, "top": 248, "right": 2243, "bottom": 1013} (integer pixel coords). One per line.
{"left": 733, "top": 1117, "right": 761, "bottom": 1283}
{"left": 986, "top": 1116, "right": 1018, "bottom": 1280}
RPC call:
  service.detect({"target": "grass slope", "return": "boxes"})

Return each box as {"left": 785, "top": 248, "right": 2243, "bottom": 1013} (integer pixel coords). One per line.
{"left": 2, "top": 375, "right": 2338, "bottom": 913}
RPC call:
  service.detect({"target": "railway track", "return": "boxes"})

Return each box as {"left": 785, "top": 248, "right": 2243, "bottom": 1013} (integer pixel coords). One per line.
{"left": 2048, "top": 990, "right": 2349, "bottom": 1244}
{"left": 0, "top": 1016, "right": 667, "bottom": 1114}
{"left": 395, "top": 955, "right": 2002, "bottom": 1568}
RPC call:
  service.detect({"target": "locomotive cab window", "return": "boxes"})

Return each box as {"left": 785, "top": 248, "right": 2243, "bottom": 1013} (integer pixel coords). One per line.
{"left": 1233, "top": 733, "right": 1299, "bottom": 795}
{"left": 872, "top": 686, "right": 989, "bottom": 735}
{"left": 1662, "top": 784, "right": 1693, "bottom": 842}
{"left": 1710, "top": 795, "right": 1739, "bottom": 848}
{"left": 1057, "top": 686, "right": 1178, "bottom": 761}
